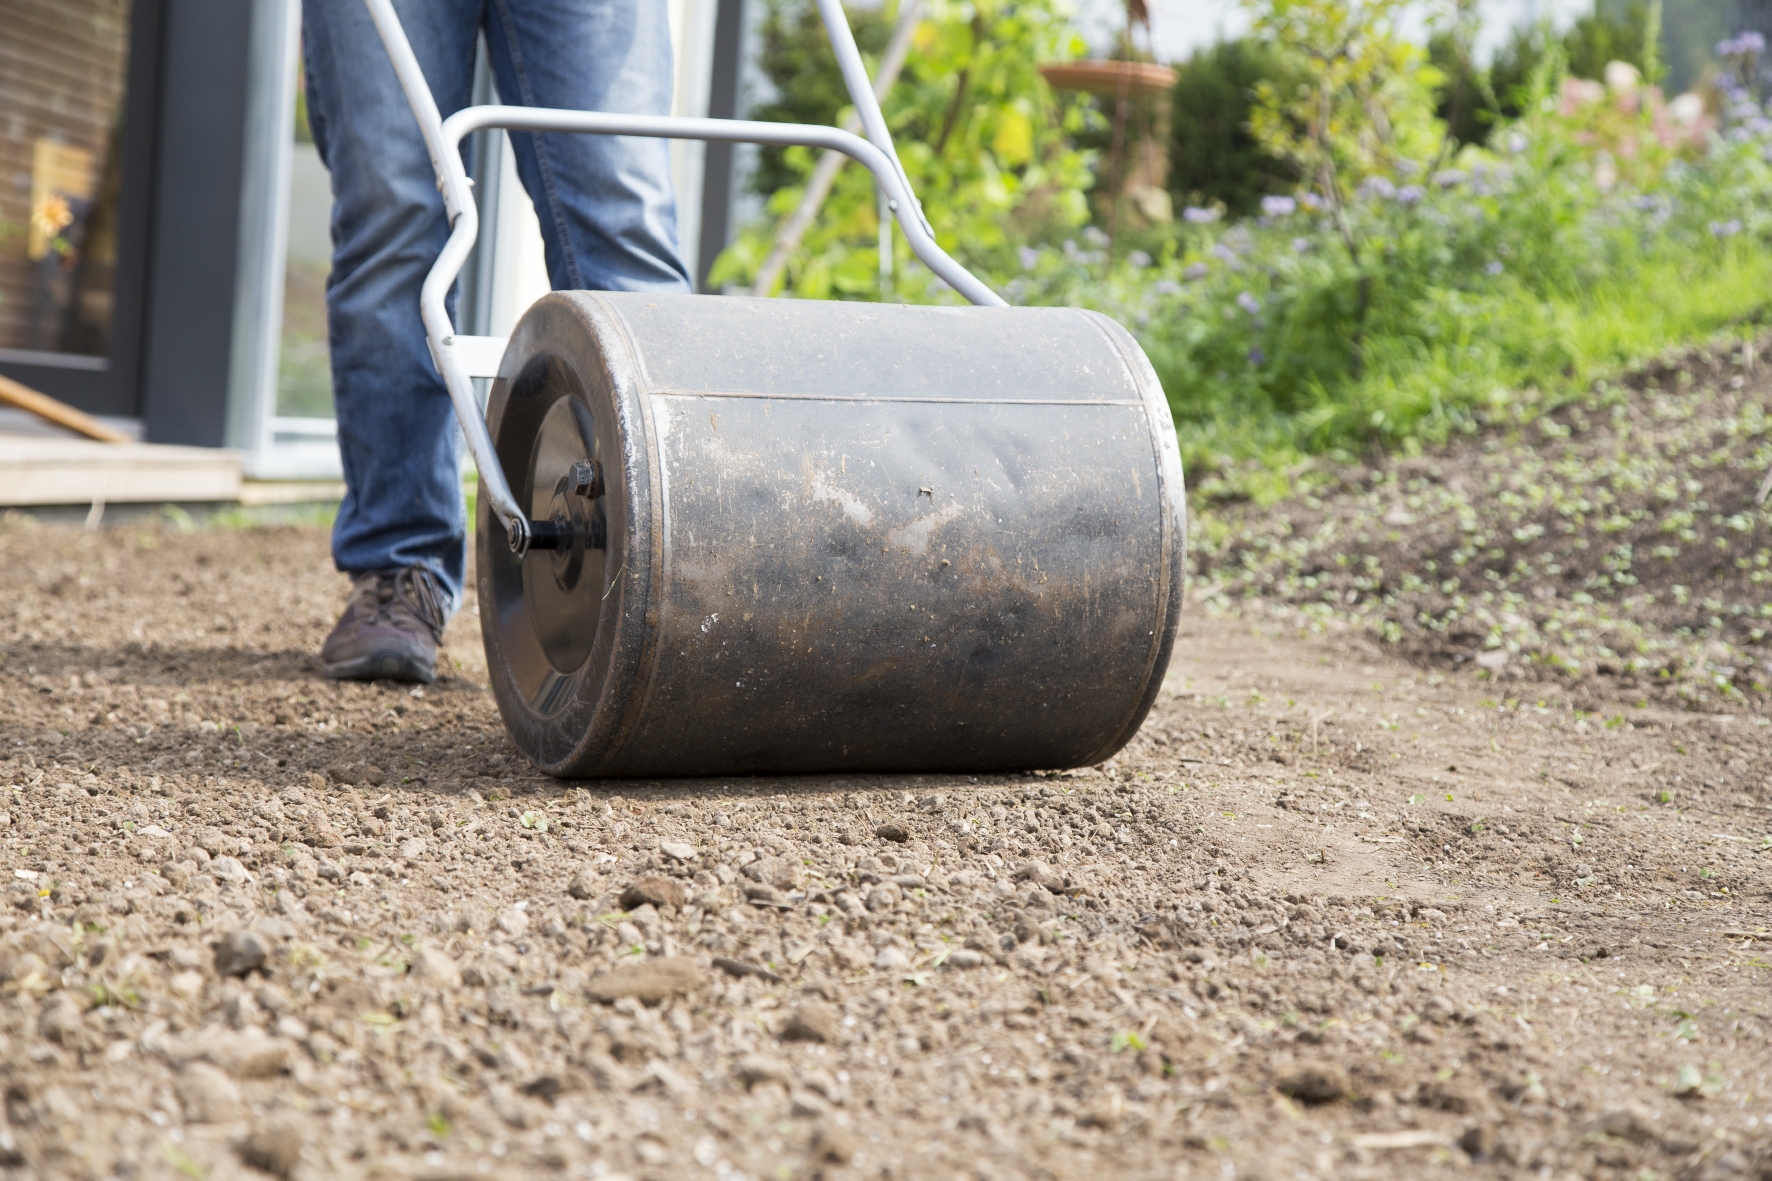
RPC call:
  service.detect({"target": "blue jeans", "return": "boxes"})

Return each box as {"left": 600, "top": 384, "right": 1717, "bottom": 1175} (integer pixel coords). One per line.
{"left": 302, "top": 0, "right": 691, "bottom": 609}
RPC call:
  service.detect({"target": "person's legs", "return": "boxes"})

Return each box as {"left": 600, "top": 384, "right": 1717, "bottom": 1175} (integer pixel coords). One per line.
{"left": 302, "top": 0, "right": 481, "bottom": 611}
{"left": 483, "top": 0, "right": 690, "bottom": 292}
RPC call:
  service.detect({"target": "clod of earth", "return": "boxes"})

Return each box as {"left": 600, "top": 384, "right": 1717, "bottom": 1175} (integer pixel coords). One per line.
{"left": 712, "top": 956, "right": 782, "bottom": 983}
{"left": 735, "top": 1053, "right": 790, "bottom": 1088}
{"left": 239, "top": 1117, "right": 309, "bottom": 1179}
{"left": 778, "top": 1001, "right": 839, "bottom": 1043}
{"left": 583, "top": 956, "right": 702, "bottom": 1005}
{"left": 174, "top": 1063, "right": 241, "bottom": 1124}
{"left": 212, "top": 928, "right": 268, "bottom": 977}
{"left": 813, "top": 1123, "right": 860, "bottom": 1165}
{"left": 1276, "top": 1063, "right": 1350, "bottom": 1104}
{"left": 619, "top": 876, "right": 687, "bottom": 910}
{"left": 408, "top": 945, "right": 461, "bottom": 988}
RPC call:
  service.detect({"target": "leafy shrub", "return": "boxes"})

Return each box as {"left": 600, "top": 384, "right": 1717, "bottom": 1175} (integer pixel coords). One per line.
{"left": 723, "top": 0, "right": 1772, "bottom": 495}
{"left": 1167, "top": 39, "right": 1297, "bottom": 217}
{"left": 1562, "top": 0, "right": 1657, "bottom": 83}
{"left": 747, "top": 0, "right": 894, "bottom": 199}
{"left": 713, "top": 0, "right": 1095, "bottom": 298}
{"left": 998, "top": 59, "right": 1772, "bottom": 490}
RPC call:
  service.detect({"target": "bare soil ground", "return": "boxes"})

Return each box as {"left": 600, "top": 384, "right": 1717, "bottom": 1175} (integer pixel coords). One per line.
{"left": 0, "top": 517, "right": 1769, "bottom": 1181}
{"left": 1194, "top": 336, "right": 1772, "bottom": 711}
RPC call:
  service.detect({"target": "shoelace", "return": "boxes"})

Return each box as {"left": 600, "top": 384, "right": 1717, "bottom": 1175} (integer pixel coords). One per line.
{"left": 354, "top": 568, "right": 446, "bottom": 639}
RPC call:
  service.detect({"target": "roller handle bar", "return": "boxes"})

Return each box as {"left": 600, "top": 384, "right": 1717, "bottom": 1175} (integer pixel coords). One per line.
{"left": 363, "top": 0, "right": 1003, "bottom": 559}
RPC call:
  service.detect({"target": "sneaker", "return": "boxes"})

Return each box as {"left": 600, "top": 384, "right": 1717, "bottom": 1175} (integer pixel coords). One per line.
{"left": 319, "top": 567, "right": 448, "bottom": 683}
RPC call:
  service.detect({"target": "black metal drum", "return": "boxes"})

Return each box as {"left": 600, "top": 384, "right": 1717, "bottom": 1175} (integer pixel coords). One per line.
{"left": 478, "top": 292, "right": 1185, "bottom": 778}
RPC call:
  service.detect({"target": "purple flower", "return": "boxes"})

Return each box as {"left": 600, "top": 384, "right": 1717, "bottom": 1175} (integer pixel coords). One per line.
{"left": 1719, "top": 31, "right": 1766, "bottom": 57}
{"left": 1360, "top": 176, "right": 1398, "bottom": 200}
{"left": 1292, "top": 237, "right": 1311, "bottom": 253}
{"left": 1183, "top": 262, "right": 1209, "bottom": 281}
{"left": 1432, "top": 169, "right": 1467, "bottom": 188}
{"left": 1247, "top": 347, "right": 1266, "bottom": 365}
{"left": 1082, "top": 226, "right": 1109, "bottom": 248}
{"left": 1127, "top": 250, "right": 1152, "bottom": 269}
{"left": 1709, "top": 218, "right": 1744, "bottom": 238}
{"left": 1017, "top": 245, "right": 1040, "bottom": 271}
{"left": 1484, "top": 260, "right": 1504, "bottom": 276}
{"left": 1397, "top": 185, "right": 1425, "bottom": 205}
{"left": 1183, "top": 206, "right": 1221, "bottom": 224}
{"left": 1212, "top": 243, "right": 1239, "bottom": 264}
{"left": 1154, "top": 278, "right": 1182, "bottom": 295}
{"left": 1298, "top": 191, "right": 1323, "bottom": 211}
{"left": 1236, "top": 291, "right": 1262, "bottom": 315}
{"left": 1260, "top": 195, "right": 1297, "bottom": 217}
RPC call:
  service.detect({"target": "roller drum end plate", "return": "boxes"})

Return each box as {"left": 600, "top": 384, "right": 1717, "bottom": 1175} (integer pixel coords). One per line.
{"left": 479, "top": 292, "right": 1187, "bottom": 779}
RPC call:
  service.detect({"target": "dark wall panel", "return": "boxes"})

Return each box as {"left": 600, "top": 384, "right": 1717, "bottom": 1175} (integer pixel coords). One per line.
{"left": 696, "top": 0, "right": 745, "bottom": 293}
{"left": 138, "top": 0, "right": 253, "bottom": 446}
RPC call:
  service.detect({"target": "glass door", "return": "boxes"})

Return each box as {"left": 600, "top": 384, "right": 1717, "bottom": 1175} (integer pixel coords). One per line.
{"left": 0, "top": 0, "right": 157, "bottom": 419}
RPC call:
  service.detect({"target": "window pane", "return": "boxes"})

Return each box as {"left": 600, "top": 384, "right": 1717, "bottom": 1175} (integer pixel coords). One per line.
{"left": 0, "top": 0, "right": 132, "bottom": 359}
{"left": 280, "top": 61, "right": 334, "bottom": 418}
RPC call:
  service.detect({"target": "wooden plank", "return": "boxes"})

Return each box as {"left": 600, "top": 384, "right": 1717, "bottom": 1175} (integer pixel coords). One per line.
{"left": 0, "top": 374, "right": 132, "bottom": 443}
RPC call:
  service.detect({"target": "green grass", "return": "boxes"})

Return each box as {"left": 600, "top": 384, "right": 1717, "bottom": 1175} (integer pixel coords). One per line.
{"left": 1185, "top": 246, "right": 1772, "bottom": 502}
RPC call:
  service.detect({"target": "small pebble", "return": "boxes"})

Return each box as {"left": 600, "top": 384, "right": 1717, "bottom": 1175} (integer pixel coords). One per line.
{"left": 873, "top": 946, "right": 911, "bottom": 971}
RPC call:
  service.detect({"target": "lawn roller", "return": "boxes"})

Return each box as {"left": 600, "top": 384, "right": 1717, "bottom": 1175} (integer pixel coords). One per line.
{"left": 366, "top": 0, "right": 1186, "bottom": 778}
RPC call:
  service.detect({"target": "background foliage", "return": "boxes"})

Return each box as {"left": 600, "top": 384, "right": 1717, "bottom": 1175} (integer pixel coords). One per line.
{"left": 721, "top": 0, "right": 1771, "bottom": 498}
{"left": 1167, "top": 39, "right": 1298, "bottom": 217}
{"left": 713, "top": 0, "right": 1095, "bottom": 298}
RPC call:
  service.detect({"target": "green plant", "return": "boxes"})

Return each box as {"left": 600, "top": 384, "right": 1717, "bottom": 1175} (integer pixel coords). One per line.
{"left": 1245, "top": 0, "right": 1450, "bottom": 374}
{"left": 1168, "top": 39, "right": 1299, "bottom": 216}
{"left": 713, "top": 0, "right": 1094, "bottom": 298}
{"left": 1563, "top": 0, "right": 1656, "bottom": 83}
{"left": 748, "top": 0, "right": 894, "bottom": 198}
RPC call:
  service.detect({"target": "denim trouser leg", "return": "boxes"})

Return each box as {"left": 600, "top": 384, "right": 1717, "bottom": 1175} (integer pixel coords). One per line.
{"left": 301, "top": 0, "right": 689, "bottom": 611}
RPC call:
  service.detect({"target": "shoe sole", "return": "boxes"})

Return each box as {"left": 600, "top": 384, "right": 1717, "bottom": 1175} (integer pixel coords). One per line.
{"left": 321, "top": 651, "right": 437, "bottom": 684}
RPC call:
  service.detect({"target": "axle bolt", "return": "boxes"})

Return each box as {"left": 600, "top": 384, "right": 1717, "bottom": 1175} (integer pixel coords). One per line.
{"left": 570, "top": 460, "right": 601, "bottom": 498}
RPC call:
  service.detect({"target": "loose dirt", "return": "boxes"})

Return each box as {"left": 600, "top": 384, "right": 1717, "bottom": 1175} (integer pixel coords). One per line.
{"left": 0, "top": 517, "right": 1768, "bottom": 1181}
